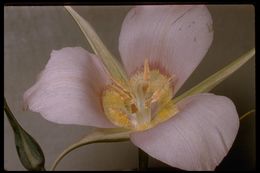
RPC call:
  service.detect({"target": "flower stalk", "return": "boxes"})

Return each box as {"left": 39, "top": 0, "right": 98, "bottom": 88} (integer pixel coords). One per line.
{"left": 138, "top": 148, "right": 149, "bottom": 171}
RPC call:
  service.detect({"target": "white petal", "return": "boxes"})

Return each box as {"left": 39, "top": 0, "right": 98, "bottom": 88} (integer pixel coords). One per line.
{"left": 119, "top": 5, "right": 213, "bottom": 94}
{"left": 24, "top": 47, "right": 115, "bottom": 128}
{"left": 130, "top": 93, "right": 239, "bottom": 170}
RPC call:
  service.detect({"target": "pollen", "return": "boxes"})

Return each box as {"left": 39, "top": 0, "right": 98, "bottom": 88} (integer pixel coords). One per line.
{"left": 102, "top": 59, "right": 179, "bottom": 131}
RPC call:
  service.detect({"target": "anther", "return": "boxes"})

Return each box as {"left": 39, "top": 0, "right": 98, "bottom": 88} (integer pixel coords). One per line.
{"left": 143, "top": 58, "right": 150, "bottom": 81}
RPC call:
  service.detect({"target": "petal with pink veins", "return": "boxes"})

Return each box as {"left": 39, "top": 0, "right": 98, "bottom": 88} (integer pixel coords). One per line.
{"left": 130, "top": 93, "right": 239, "bottom": 170}
{"left": 23, "top": 47, "right": 115, "bottom": 128}
{"left": 119, "top": 5, "right": 214, "bottom": 94}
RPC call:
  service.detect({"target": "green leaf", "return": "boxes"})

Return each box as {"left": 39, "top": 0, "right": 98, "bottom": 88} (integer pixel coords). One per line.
{"left": 64, "top": 6, "right": 129, "bottom": 86}
{"left": 4, "top": 97, "right": 45, "bottom": 171}
{"left": 51, "top": 128, "right": 131, "bottom": 170}
{"left": 173, "top": 48, "right": 255, "bottom": 104}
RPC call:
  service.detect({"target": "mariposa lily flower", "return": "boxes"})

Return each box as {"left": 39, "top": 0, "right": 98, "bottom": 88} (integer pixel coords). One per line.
{"left": 24, "top": 5, "right": 239, "bottom": 170}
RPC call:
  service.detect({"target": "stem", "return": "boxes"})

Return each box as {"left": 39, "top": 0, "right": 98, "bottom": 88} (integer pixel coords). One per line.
{"left": 138, "top": 148, "right": 149, "bottom": 171}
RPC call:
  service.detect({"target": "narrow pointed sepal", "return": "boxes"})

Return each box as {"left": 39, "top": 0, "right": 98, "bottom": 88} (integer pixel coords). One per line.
{"left": 173, "top": 48, "right": 255, "bottom": 103}
{"left": 64, "top": 6, "right": 129, "bottom": 86}
{"left": 51, "top": 128, "right": 131, "bottom": 170}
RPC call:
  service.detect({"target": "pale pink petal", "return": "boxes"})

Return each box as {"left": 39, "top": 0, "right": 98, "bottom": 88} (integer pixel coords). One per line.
{"left": 130, "top": 93, "right": 239, "bottom": 170}
{"left": 24, "top": 47, "right": 115, "bottom": 128}
{"left": 119, "top": 5, "right": 213, "bottom": 94}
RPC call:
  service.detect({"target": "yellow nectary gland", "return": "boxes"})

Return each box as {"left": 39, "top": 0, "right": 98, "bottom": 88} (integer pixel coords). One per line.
{"left": 102, "top": 61, "right": 179, "bottom": 131}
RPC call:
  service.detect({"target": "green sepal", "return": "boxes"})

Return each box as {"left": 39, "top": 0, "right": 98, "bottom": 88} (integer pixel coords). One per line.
{"left": 173, "top": 48, "right": 255, "bottom": 104}
{"left": 64, "top": 6, "right": 129, "bottom": 86}
{"left": 51, "top": 128, "right": 131, "bottom": 170}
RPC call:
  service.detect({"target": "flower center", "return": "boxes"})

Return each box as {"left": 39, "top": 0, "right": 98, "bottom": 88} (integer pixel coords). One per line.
{"left": 102, "top": 60, "right": 179, "bottom": 131}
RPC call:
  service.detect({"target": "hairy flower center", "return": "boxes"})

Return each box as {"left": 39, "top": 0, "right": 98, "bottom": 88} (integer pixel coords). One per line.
{"left": 102, "top": 60, "right": 179, "bottom": 131}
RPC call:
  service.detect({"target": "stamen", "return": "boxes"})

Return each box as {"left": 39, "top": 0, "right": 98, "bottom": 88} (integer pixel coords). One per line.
{"left": 168, "top": 75, "right": 176, "bottom": 83}
{"left": 111, "top": 77, "right": 131, "bottom": 96}
{"left": 111, "top": 84, "right": 131, "bottom": 100}
{"left": 148, "top": 75, "right": 172, "bottom": 103}
{"left": 102, "top": 59, "right": 179, "bottom": 131}
{"left": 131, "top": 103, "right": 138, "bottom": 113}
{"left": 143, "top": 58, "right": 150, "bottom": 81}
{"left": 142, "top": 83, "right": 149, "bottom": 93}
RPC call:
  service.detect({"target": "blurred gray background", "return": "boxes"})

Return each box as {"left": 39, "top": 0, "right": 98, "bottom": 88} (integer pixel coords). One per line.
{"left": 4, "top": 5, "right": 255, "bottom": 171}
